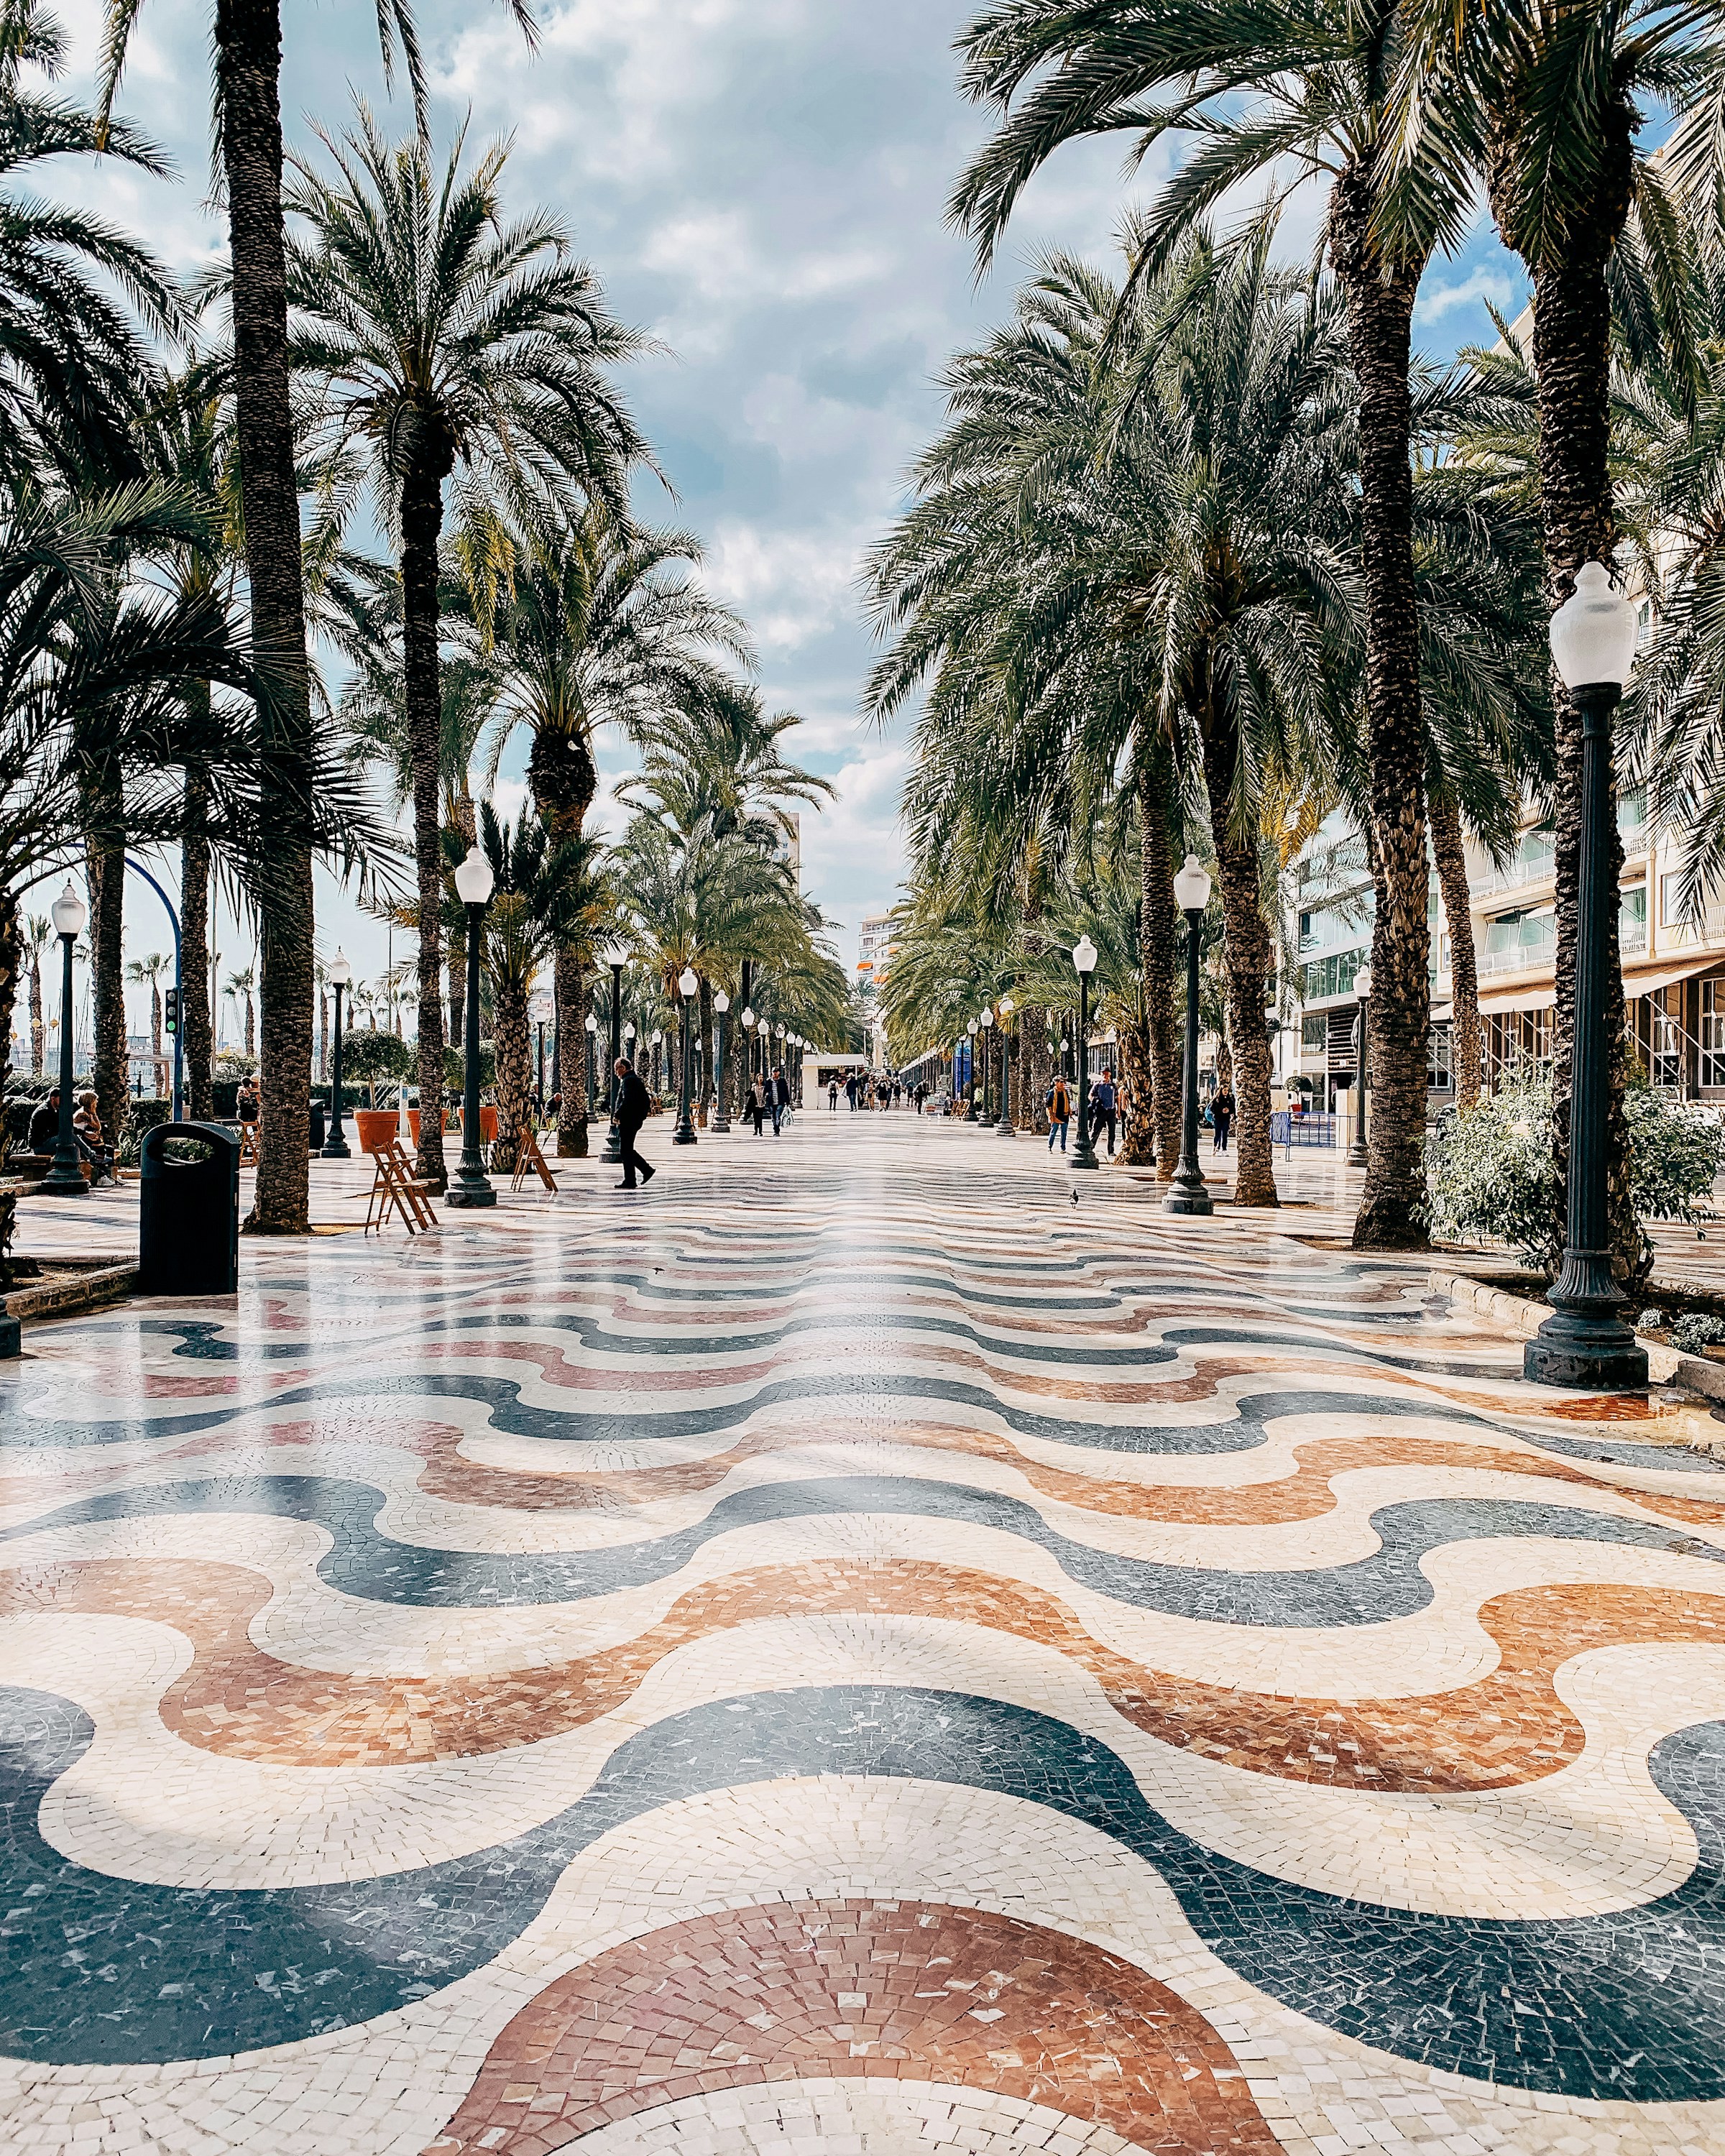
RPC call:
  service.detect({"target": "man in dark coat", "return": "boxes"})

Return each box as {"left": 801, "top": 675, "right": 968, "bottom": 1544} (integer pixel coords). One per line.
{"left": 613, "top": 1056, "right": 656, "bottom": 1189}
{"left": 770, "top": 1064, "right": 791, "bottom": 1134}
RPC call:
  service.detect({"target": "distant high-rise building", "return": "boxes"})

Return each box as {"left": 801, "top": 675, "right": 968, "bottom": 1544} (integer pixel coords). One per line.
{"left": 775, "top": 814, "right": 802, "bottom": 893}
{"left": 857, "top": 913, "right": 896, "bottom": 987}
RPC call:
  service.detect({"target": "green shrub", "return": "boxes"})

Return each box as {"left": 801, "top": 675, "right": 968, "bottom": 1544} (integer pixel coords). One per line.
{"left": 213, "top": 1050, "right": 258, "bottom": 1082}
{"left": 1671, "top": 1311, "right": 1725, "bottom": 1355}
{"left": 442, "top": 1042, "right": 495, "bottom": 1093}
{"left": 1425, "top": 1068, "right": 1725, "bottom": 1279}
{"left": 341, "top": 1028, "right": 414, "bottom": 1102}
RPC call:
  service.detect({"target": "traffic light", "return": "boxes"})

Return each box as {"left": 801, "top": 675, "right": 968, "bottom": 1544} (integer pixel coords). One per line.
{"left": 163, "top": 987, "right": 179, "bottom": 1036}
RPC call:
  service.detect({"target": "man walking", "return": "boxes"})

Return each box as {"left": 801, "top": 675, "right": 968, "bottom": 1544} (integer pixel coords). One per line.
{"left": 771, "top": 1064, "right": 790, "bottom": 1134}
{"left": 1211, "top": 1082, "right": 1235, "bottom": 1153}
{"left": 613, "top": 1055, "right": 656, "bottom": 1189}
{"left": 1090, "top": 1068, "right": 1118, "bottom": 1158}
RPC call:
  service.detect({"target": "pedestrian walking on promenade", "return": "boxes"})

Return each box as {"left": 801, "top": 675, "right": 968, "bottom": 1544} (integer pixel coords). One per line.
{"left": 1046, "top": 1074, "right": 1072, "bottom": 1153}
{"left": 772, "top": 1065, "right": 791, "bottom": 1133}
{"left": 829, "top": 1077, "right": 840, "bottom": 1111}
{"left": 1211, "top": 1082, "right": 1235, "bottom": 1153}
{"left": 613, "top": 1056, "right": 656, "bottom": 1189}
{"left": 746, "top": 1079, "right": 766, "bottom": 1135}
{"left": 1090, "top": 1069, "right": 1118, "bottom": 1158}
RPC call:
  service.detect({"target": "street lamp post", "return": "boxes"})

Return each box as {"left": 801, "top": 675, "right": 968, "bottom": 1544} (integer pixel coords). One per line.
{"left": 979, "top": 1007, "right": 993, "bottom": 1123}
{"left": 533, "top": 993, "right": 553, "bottom": 1114}
{"left": 584, "top": 1010, "right": 597, "bottom": 1120}
{"left": 1070, "top": 939, "right": 1100, "bottom": 1171}
{"left": 965, "top": 1018, "right": 978, "bottom": 1114}
{"left": 41, "top": 881, "right": 88, "bottom": 1196}
{"left": 713, "top": 992, "right": 731, "bottom": 1132}
{"left": 675, "top": 966, "right": 699, "bottom": 1144}
{"left": 1346, "top": 964, "right": 1373, "bottom": 1167}
{"left": 1166, "top": 856, "right": 1215, "bottom": 1216}
{"left": 1525, "top": 562, "right": 1649, "bottom": 1390}
{"left": 321, "top": 948, "right": 352, "bottom": 1159}
{"left": 447, "top": 844, "right": 497, "bottom": 1209}
{"left": 650, "top": 1026, "right": 663, "bottom": 1097}
{"left": 601, "top": 944, "right": 627, "bottom": 1163}
{"left": 995, "top": 997, "right": 1016, "bottom": 1135}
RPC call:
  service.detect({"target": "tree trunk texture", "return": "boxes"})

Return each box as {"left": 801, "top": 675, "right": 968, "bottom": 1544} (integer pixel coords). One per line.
{"left": 180, "top": 760, "right": 213, "bottom": 1117}
{"left": 1332, "top": 167, "right": 1432, "bottom": 1250}
{"left": 1137, "top": 752, "right": 1181, "bottom": 1176}
{"left": 530, "top": 725, "right": 599, "bottom": 1157}
{"left": 0, "top": 891, "right": 17, "bottom": 1174}
{"left": 150, "top": 984, "right": 163, "bottom": 1094}
{"left": 1490, "top": 101, "right": 1637, "bottom": 1272}
{"left": 86, "top": 833, "right": 127, "bottom": 1152}
{"left": 1019, "top": 1006, "right": 1051, "bottom": 1133}
{"left": 1202, "top": 728, "right": 1278, "bottom": 1206}
{"left": 217, "top": 0, "right": 313, "bottom": 1231}
{"left": 492, "top": 975, "right": 530, "bottom": 1176}
{"left": 1118, "top": 992, "right": 1156, "bottom": 1166}
{"left": 29, "top": 950, "right": 42, "bottom": 1076}
{"left": 400, "top": 447, "right": 454, "bottom": 1194}
{"left": 1428, "top": 788, "right": 1482, "bottom": 1107}
{"left": 318, "top": 990, "right": 328, "bottom": 1082}
{"left": 554, "top": 944, "right": 588, "bottom": 1153}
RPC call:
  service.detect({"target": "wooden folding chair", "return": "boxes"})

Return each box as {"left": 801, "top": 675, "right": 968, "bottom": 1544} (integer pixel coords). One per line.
{"left": 238, "top": 1120, "right": 260, "bottom": 1166}
{"left": 510, "top": 1125, "right": 558, "bottom": 1194}
{"left": 363, "top": 1134, "right": 439, "bottom": 1235}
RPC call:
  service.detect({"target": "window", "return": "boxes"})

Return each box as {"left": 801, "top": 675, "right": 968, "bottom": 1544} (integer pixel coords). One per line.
{"left": 1300, "top": 946, "right": 1366, "bottom": 1001}
{"left": 1484, "top": 908, "right": 1554, "bottom": 957}
{"left": 1427, "top": 1022, "right": 1453, "bottom": 1092}
{"left": 1619, "top": 786, "right": 1647, "bottom": 839}
{"left": 1620, "top": 883, "right": 1647, "bottom": 955}
{"left": 1302, "top": 1013, "right": 1327, "bottom": 1051}
{"left": 1704, "top": 981, "right": 1725, "bottom": 1089}
{"left": 1298, "top": 910, "right": 1315, "bottom": 952}
{"left": 1653, "top": 987, "right": 1684, "bottom": 1090}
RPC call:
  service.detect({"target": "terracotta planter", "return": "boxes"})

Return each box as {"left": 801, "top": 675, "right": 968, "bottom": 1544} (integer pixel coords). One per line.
{"left": 458, "top": 1105, "right": 500, "bottom": 1144}
{"left": 406, "top": 1108, "right": 456, "bottom": 1145}
{"left": 354, "top": 1109, "right": 400, "bottom": 1155}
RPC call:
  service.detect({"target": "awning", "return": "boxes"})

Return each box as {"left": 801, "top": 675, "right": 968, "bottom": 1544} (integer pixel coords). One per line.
{"left": 1622, "top": 956, "right": 1724, "bottom": 999}
{"left": 1477, "top": 985, "right": 1555, "bottom": 1015}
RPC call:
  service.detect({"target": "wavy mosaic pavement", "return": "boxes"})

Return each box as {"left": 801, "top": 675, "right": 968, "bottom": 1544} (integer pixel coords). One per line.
{"left": 4, "top": 1119, "right": 1725, "bottom": 2152}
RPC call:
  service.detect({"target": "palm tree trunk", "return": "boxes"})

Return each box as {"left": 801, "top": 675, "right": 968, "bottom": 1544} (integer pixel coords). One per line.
{"left": 180, "top": 760, "right": 213, "bottom": 1118}
{"left": 1429, "top": 788, "right": 1482, "bottom": 1107}
{"left": 1490, "top": 109, "right": 1637, "bottom": 1270}
{"left": 555, "top": 945, "right": 587, "bottom": 1146}
{"left": 318, "top": 987, "right": 328, "bottom": 1082}
{"left": 1136, "top": 750, "right": 1180, "bottom": 1174}
{"left": 401, "top": 453, "right": 452, "bottom": 1192}
{"left": 1333, "top": 168, "right": 1431, "bottom": 1250}
{"left": 1202, "top": 727, "right": 1277, "bottom": 1206}
{"left": 1020, "top": 1006, "right": 1050, "bottom": 1133}
{"left": 150, "top": 982, "right": 163, "bottom": 1095}
{"left": 244, "top": 993, "right": 255, "bottom": 1057}
{"left": 216, "top": 0, "right": 313, "bottom": 1232}
{"left": 86, "top": 832, "right": 127, "bottom": 1152}
{"left": 530, "top": 724, "right": 599, "bottom": 1158}
{"left": 29, "top": 952, "right": 42, "bottom": 1077}
{"left": 493, "top": 972, "right": 530, "bottom": 1174}
{"left": 0, "top": 891, "right": 18, "bottom": 1174}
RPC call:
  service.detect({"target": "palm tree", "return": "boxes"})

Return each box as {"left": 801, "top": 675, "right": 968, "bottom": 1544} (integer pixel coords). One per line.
{"left": 23, "top": 911, "right": 45, "bottom": 1073}
{"left": 225, "top": 964, "right": 255, "bottom": 1056}
{"left": 479, "top": 508, "right": 749, "bottom": 1154}
{"left": 283, "top": 108, "right": 650, "bottom": 1189}
{"left": 949, "top": 0, "right": 1460, "bottom": 1245}
{"left": 126, "top": 950, "right": 169, "bottom": 1094}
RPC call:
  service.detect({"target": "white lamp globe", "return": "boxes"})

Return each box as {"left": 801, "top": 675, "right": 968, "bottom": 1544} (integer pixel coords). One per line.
{"left": 714, "top": 990, "right": 730, "bottom": 1013}
{"left": 1550, "top": 561, "right": 1638, "bottom": 691}
{"left": 50, "top": 880, "right": 86, "bottom": 939}
{"left": 1355, "top": 964, "right": 1373, "bottom": 998}
{"left": 980, "top": 1007, "right": 993, "bottom": 1028}
{"left": 1071, "top": 936, "right": 1098, "bottom": 977}
{"left": 742, "top": 1007, "right": 756, "bottom": 1029}
{"left": 599, "top": 941, "right": 628, "bottom": 970}
{"left": 328, "top": 947, "right": 352, "bottom": 988}
{"left": 679, "top": 966, "right": 698, "bottom": 998}
{"left": 1172, "top": 854, "right": 1213, "bottom": 912}
{"left": 453, "top": 844, "right": 494, "bottom": 906}
{"left": 584, "top": 1012, "right": 597, "bottom": 1033}
{"left": 624, "top": 1020, "right": 636, "bottom": 1041}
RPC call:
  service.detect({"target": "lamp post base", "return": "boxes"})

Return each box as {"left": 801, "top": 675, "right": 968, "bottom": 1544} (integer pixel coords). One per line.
{"left": 320, "top": 1139, "right": 350, "bottom": 1161}
{"left": 1164, "top": 1169, "right": 1213, "bottom": 1215}
{"left": 601, "top": 1125, "right": 622, "bottom": 1163}
{"left": 1346, "top": 1139, "right": 1369, "bottom": 1166}
{"left": 38, "top": 1163, "right": 88, "bottom": 1197}
{"left": 712, "top": 1107, "right": 730, "bottom": 1134}
{"left": 995, "top": 1116, "right": 1015, "bottom": 1138}
{"left": 446, "top": 1167, "right": 496, "bottom": 1209}
{"left": 1523, "top": 1250, "right": 1647, "bottom": 1390}
{"left": 1071, "top": 1134, "right": 1100, "bottom": 1171}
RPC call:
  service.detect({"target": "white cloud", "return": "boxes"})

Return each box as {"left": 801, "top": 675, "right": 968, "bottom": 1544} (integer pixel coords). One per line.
{"left": 1416, "top": 265, "right": 1520, "bottom": 325}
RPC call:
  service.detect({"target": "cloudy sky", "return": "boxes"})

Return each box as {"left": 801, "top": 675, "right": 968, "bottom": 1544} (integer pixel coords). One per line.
{"left": 45, "top": 0, "right": 1525, "bottom": 1035}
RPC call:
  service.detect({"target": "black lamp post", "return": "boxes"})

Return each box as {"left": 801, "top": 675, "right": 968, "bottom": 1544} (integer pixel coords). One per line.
{"left": 650, "top": 1026, "right": 663, "bottom": 1097}
{"left": 41, "top": 880, "right": 88, "bottom": 1197}
{"left": 1346, "top": 963, "right": 1373, "bottom": 1167}
{"left": 979, "top": 1006, "right": 993, "bottom": 1123}
{"left": 584, "top": 1010, "right": 597, "bottom": 1122}
{"left": 1166, "top": 855, "right": 1215, "bottom": 1216}
{"left": 965, "top": 1019, "right": 978, "bottom": 1114}
{"left": 995, "top": 998, "right": 1016, "bottom": 1135}
{"left": 447, "top": 842, "right": 497, "bottom": 1210}
{"left": 601, "top": 945, "right": 626, "bottom": 1164}
{"left": 1525, "top": 562, "right": 1649, "bottom": 1389}
{"left": 1071, "top": 936, "right": 1100, "bottom": 1171}
{"left": 713, "top": 991, "right": 731, "bottom": 1132}
{"left": 675, "top": 965, "right": 699, "bottom": 1143}
{"left": 533, "top": 993, "right": 553, "bottom": 1114}
{"left": 321, "top": 947, "right": 352, "bottom": 1159}
{"left": 742, "top": 1006, "right": 757, "bottom": 1101}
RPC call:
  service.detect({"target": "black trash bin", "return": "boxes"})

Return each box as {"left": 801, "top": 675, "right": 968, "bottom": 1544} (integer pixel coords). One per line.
{"left": 307, "top": 1098, "right": 326, "bottom": 1151}
{"left": 139, "top": 1121, "right": 241, "bottom": 1295}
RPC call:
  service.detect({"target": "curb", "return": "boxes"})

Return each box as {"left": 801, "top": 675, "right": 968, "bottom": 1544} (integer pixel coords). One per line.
{"left": 1431, "top": 1266, "right": 1725, "bottom": 1414}
{"left": 3, "top": 1259, "right": 139, "bottom": 1332}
